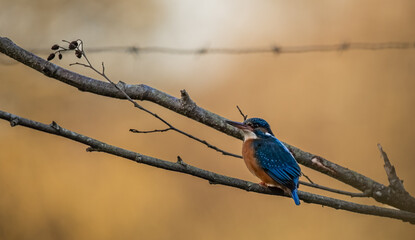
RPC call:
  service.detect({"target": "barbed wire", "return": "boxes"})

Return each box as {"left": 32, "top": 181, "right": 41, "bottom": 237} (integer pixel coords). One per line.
{"left": 1, "top": 41, "right": 414, "bottom": 65}
{"left": 31, "top": 41, "right": 415, "bottom": 55}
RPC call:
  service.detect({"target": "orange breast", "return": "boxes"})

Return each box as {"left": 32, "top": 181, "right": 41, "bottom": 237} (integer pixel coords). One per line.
{"left": 242, "top": 139, "right": 282, "bottom": 188}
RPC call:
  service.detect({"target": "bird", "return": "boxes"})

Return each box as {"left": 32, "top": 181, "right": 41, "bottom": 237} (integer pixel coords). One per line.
{"left": 226, "top": 118, "right": 301, "bottom": 205}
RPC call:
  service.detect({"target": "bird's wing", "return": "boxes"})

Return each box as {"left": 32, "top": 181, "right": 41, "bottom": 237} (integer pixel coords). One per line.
{"left": 253, "top": 138, "right": 301, "bottom": 190}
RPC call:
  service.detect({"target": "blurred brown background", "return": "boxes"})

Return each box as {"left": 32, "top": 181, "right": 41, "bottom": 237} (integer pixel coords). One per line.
{"left": 1, "top": 0, "right": 415, "bottom": 239}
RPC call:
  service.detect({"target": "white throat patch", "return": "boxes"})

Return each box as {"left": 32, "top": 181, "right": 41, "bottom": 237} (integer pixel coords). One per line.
{"left": 243, "top": 130, "right": 257, "bottom": 141}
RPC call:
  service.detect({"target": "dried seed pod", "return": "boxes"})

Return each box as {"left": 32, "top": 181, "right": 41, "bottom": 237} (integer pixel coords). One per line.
{"left": 68, "top": 41, "right": 78, "bottom": 50}
{"left": 70, "top": 41, "right": 78, "bottom": 47}
{"left": 47, "top": 53, "right": 55, "bottom": 61}
{"left": 75, "top": 50, "right": 82, "bottom": 58}
{"left": 51, "top": 44, "right": 59, "bottom": 50}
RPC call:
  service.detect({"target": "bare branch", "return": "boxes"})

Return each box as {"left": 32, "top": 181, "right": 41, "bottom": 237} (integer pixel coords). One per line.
{"left": 1, "top": 109, "right": 414, "bottom": 224}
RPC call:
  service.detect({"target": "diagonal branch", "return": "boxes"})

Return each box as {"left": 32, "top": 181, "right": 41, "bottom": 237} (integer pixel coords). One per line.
{"left": 1, "top": 36, "right": 414, "bottom": 212}
{"left": 1, "top": 109, "right": 415, "bottom": 224}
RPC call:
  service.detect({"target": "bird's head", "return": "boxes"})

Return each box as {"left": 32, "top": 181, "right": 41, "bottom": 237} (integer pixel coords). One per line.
{"left": 226, "top": 117, "right": 274, "bottom": 140}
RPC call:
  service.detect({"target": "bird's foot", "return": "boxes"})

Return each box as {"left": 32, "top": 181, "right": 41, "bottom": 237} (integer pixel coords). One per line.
{"left": 259, "top": 182, "right": 267, "bottom": 186}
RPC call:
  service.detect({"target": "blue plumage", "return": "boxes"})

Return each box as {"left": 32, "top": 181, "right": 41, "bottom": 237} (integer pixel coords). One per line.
{"left": 226, "top": 118, "right": 302, "bottom": 205}
{"left": 252, "top": 131, "right": 301, "bottom": 189}
{"left": 252, "top": 130, "right": 301, "bottom": 205}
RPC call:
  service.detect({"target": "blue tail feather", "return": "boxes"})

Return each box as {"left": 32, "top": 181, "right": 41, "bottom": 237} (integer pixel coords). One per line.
{"left": 292, "top": 189, "right": 300, "bottom": 205}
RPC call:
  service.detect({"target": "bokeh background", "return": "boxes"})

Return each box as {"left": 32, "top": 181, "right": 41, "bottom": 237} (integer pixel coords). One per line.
{"left": 1, "top": 0, "right": 415, "bottom": 239}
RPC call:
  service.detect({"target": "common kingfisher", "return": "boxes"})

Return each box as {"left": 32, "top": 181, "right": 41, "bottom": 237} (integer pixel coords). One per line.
{"left": 226, "top": 118, "right": 301, "bottom": 205}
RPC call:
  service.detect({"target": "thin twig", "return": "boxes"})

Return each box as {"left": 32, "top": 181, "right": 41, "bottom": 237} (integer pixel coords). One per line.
{"left": 236, "top": 105, "right": 248, "bottom": 121}
{"left": 301, "top": 172, "right": 315, "bottom": 184}
{"left": 299, "top": 181, "right": 368, "bottom": 198}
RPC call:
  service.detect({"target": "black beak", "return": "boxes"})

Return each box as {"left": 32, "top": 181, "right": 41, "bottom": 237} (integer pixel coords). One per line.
{"left": 226, "top": 120, "right": 253, "bottom": 131}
